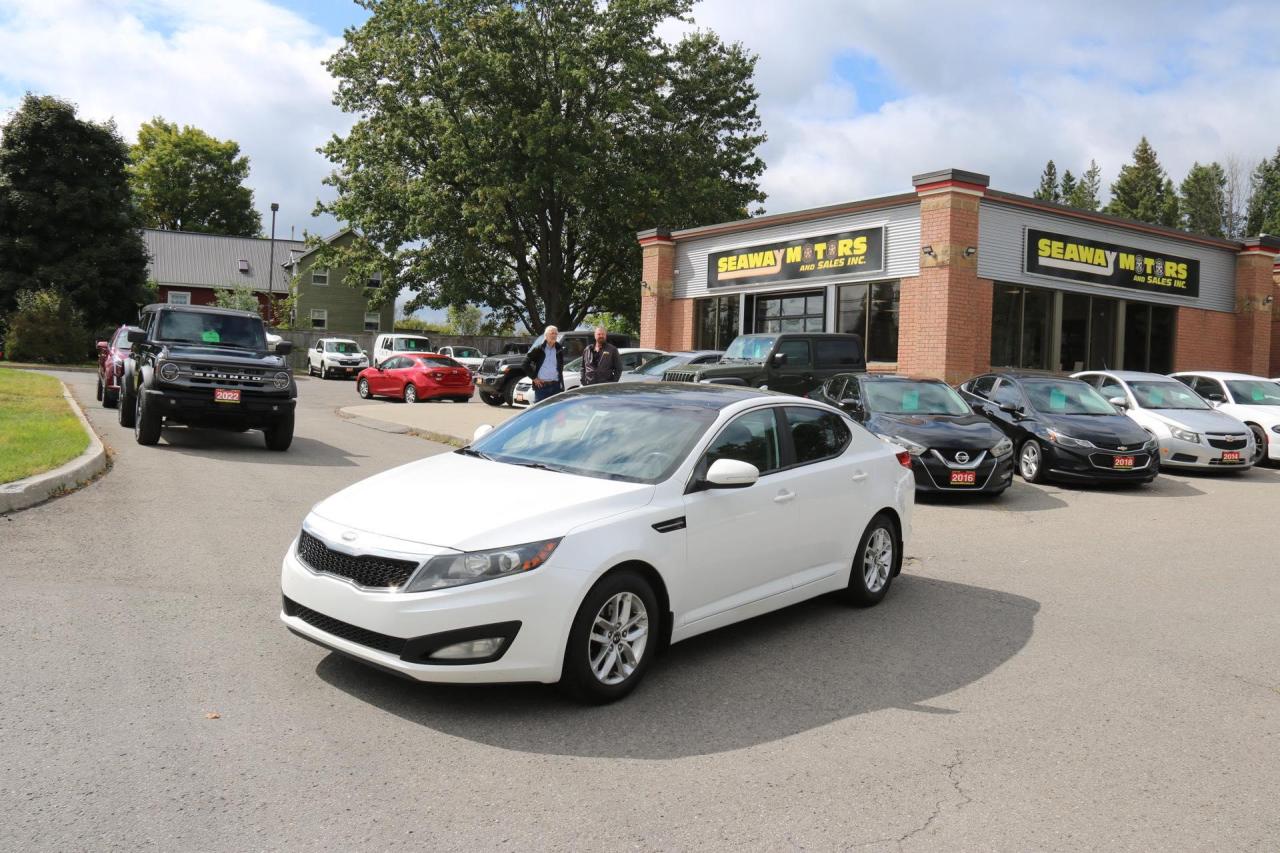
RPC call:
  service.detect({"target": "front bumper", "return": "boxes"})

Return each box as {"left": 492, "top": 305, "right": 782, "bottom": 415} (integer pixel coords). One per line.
{"left": 1042, "top": 442, "right": 1158, "bottom": 482}
{"left": 912, "top": 449, "right": 1014, "bottom": 493}
{"left": 322, "top": 361, "right": 366, "bottom": 377}
{"left": 475, "top": 372, "right": 514, "bottom": 395}
{"left": 1156, "top": 434, "right": 1254, "bottom": 470}
{"left": 144, "top": 386, "right": 295, "bottom": 426}
{"left": 279, "top": 544, "right": 579, "bottom": 684}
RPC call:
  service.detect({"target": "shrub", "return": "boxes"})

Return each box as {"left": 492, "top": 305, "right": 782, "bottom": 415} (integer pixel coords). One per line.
{"left": 4, "top": 289, "right": 91, "bottom": 363}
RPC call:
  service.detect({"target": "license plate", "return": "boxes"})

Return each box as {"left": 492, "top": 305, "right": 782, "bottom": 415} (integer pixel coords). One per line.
{"left": 949, "top": 470, "right": 977, "bottom": 486}
{"left": 514, "top": 392, "right": 526, "bottom": 403}
{"left": 214, "top": 388, "right": 241, "bottom": 404}
{"left": 1113, "top": 455, "right": 1135, "bottom": 468}
{"left": 1221, "top": 450, "right": 1242, "bottom": 463}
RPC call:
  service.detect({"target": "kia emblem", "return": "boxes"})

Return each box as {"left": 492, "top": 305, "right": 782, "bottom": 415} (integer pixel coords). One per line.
{"left": 955, "top": 451, "right": 970, "bottom": 464}
{"left": 341, "top": 531, "right": 357, "bottom": 542}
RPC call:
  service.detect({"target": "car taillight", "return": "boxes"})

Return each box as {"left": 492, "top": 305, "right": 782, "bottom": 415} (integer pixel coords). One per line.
{"left": 896, "top": 450, "right": 912, "bottom": 468}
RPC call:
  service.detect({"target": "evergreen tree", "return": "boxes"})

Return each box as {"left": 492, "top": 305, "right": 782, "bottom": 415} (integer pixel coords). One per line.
{"left": 1059, "top": 169, "right": 1077, "bottom": 205}
{"left": 1160, "top": 178, "right": 1180, "bottom": 228}
{"left": 1179, "top": 162, "right": 1227, "bottom": 238}
{"left": 1066, "top": 159, "right": 1103, "bottom": 211}
{"left": 1106, "top": 138, "right": 1174, "bottom": 225}
{"left": 1245, "top": 147, "right": 1280, "bottom": 236}
{"left": 0, "top": 94, "right": 148, "bottom": 328}
{"left": 1033, "top": 160, "right": 1060, "bottom": 202}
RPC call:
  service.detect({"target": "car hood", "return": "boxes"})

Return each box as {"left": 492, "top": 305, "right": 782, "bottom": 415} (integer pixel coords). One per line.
{"left": 1036, "top": 412, "right": 1151, "bottom": 445}
{"left": 1222, "top": 403, "right": 1280, "bottom": 426}
{"left": 310, "top": 452, "right": 655, "bottom": 552}
{"left": 162, "top": 343, "right": 287, "bottom": 368}
{"left": 618, "top": 372, "right": 661, "bottom": 383}
{"left": 1145, "top": 408, "right": 1248, "bottom": 433}
{"left": 866, "top": 411, "right": 1006, "bottom": 449}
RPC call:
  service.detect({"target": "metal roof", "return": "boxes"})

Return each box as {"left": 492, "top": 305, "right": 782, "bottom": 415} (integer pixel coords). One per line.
{"left": 142, "top": 228, "right": 306, "bottom": 294}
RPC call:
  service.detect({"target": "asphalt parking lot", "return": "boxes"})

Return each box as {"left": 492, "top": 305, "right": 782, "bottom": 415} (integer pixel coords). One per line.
{"left": 3, "top": 371, "right": 1279, "bottom": 851}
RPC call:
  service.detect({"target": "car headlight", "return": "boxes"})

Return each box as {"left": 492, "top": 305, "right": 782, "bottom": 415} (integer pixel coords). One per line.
{"left": 876, "top": 433, "right": 926, "bottom": 456}
{"left": 1170, "top": 427, "right": 1200, "bottom": 443}
{"left": 403, "top": 538, "right": 561, "bottom": 592}
{"left": 992, "top": 436, "right": 1013, "bottom": 457}
{"left": 1045, "top": 428, "right": 1095, "bottom": 449}
{"left": 158, "top": 361, "right": 180, "bottom": 382}
{"left": 1143, "top": 437, "right": 1159, "bottom": 452}
{"left": 272, "top": 371, "right": 291, "bottom": 390}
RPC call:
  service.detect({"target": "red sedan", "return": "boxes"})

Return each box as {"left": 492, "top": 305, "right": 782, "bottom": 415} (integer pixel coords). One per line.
{"left": 96, "top": 325, "right": 131, "bottom": 408}
{"left": 356, "top": 354, "right": 474, "bottom": 403}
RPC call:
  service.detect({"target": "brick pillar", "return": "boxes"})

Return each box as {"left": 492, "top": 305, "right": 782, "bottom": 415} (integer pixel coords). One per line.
{"left": 1234, "top": 237, "right": 1278, "bottom": 376}
{"left": 1271, "top": 262, "right": 1280, "bottom": 377}
{"left": 638, "top": 228, "right": 675, "bottom": 350}
{"left": 898, "top": 169, "right": 994, "bottom": 383}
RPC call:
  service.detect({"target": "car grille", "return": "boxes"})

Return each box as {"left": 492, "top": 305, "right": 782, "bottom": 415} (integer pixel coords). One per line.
{"left": 1091, "top": 440, "right": 1144, "bottom": 452}
{"left": 339, "top": 359, "right": 361, "bottom": 366}
{"left": 1207, "top": 434, "right": 1248, "bottom": 450}
{"left": 928, "top": 448, "right": 987, "bottom": 468}
{"left": 187, "top": 367, "right": 267, "bottom": 388}
{"left": 480, "top": 357, "right": 503, "bottom": 373}
{"left": 663, "top": 369, "right": 699, "bottom": 383}
{"left": 296, "top": 530, "right": 420, "bottom": 589}
{"left": 283, "top": 596, "right": 406, "bottom": 656}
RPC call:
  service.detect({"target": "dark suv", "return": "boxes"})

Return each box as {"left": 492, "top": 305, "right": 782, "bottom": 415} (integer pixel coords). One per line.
{"left": 117, "top": 304, "right": 297, "bottom": 450}
{"left": 662, "top": 332, "right": 866, "bottom": 397}
{"left": 475, "top": 330, "right": 631, "bottom": 406}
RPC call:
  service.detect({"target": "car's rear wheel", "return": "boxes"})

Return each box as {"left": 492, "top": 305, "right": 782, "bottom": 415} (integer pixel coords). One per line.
{"left": 844, "top": 514, "right": 900, "bottom": 607}
{"left": 357, "top": 378, "right": 372, "bottom": 399}
{"left": 102, "top": 387, "right": 118, "bottom": 408}
{"left": 404, "top": 383, "right": 418, "bottom": 404}
{"left": 134, "top": 390, "right": 162, "bottom": 446}
{"left": 96, "top": 376, "right": 103, "bottom": 401}
{"left": 118, "top": 368, "right": 137, "bottom": 428}
{"left": 1248, "top": 423, "right": 1268, "bottom": 466}
{"left": 479, "top": 391, "right": 503, "bottom": 407}
{"left": 263, "top": 410, "right": 294, "bottom": 451}
{"left": 560, "top": 569, "right": 659, "bottom": 704}
{"left": 1019, "top": 439, "right": 1047, "bottom": 483}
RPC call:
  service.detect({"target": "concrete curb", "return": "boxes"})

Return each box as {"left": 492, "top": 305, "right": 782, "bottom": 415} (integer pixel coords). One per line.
{"left": 0, "top": 375, "right": 109, "bottom": 514}
{"left": 1, "top": 362, "right": 97, "bottom": 374}
{"left": 334, "top": 407, "right": 466, "bottom": 448}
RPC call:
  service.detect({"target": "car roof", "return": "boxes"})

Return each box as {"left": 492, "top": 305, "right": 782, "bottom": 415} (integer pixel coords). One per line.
{"left": 386, "top": 333, "right": 430, "bottom": 339}
{"left": 566, "top": 381, "right": 786, "bottom": 409}
{"left": 1170, "top": 371, "right": 1271, "bottom": 380}
{"left": 857, "top": 373, "right": 949, "bottom": 384}
{"left": 1074, "top": 370, "right": 1176, "bottom": 382}
{"left": 321, "top": 337, "right": 358, "bottom": 342}
{"left": 141, "top": 303, "right": 260, "bottom": 319}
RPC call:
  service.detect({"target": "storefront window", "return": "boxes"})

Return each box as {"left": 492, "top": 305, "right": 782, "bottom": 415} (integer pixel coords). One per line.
{"left": 695, "top": 296, "right": 740, "bottom": 351}
{"left": 990, "top": 284, "right": 1051, "bottom": 370}
{"left": 753, "top": 291, "right": 824, "bottom": 334}
{"left": 837, "top": 281, "right": 900, "bottom": 362}
{"left": 1059, "top": 292, "right": 1089, "bottom": 372}
{"left": 1123, "top": 304, "right": 1175, "bottom": 373}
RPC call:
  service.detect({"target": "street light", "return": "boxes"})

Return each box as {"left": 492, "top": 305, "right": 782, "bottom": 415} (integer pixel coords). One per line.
{"left": 267, "top": 202, "right": 279, "bottom": 294}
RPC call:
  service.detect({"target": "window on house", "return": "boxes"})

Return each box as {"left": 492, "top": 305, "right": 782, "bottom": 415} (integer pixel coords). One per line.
{"left": 367, "top": 271, "right": 382, "bottom": 289}
{"left": 311, "top": 269, "right": 329, "bottom": 286}
{"left": 364, "top": 312, "right": 380, "bottom": 332}
{"left": 166, "top": 291, "right": 191, "bottom": 305}
{"left": 310, "top": 309, "right": 327, "bottom": 329}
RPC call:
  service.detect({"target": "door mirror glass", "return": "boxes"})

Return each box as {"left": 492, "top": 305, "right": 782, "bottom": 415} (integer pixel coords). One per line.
{"left": 125, "top": 326, "right": 146, "bottom": 344}
{"left": 998, "top": 402, "right": 1023, "bottom": 416}
{"left": 471, "top": 424, "right": 494, "bottom": 443}
{"left": 705, "top": 458, "right": 759, "bottom": 488}
{"left": 770, "top": 351, "right": 788, "bottom": 368}
{"left": 275, "top": 341, "right": 293, "bottom": 355}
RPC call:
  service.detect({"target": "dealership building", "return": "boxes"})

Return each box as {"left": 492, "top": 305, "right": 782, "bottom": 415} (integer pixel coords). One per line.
{"left": 638, "top": 168, "right": 1280, "bottom": 382}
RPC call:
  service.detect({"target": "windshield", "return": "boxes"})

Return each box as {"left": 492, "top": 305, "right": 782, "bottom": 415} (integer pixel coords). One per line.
{"left": 635, "top": 354, "right": 680, "bottom": 376}
{"left": 155, "top": 311, "right": 266, "bottom": 350}
{"left": 1226, "top": 380, "right": 1280, "bottom": 406}
{"left": 1023, "top": 379, "right": 1116, "bottom": 415}
{"left": 722, "top": 335, "right": 776, "bottom": 362}
{"left": 325, "top": 341, "right": 359, "bottom": 353}
{"left": 413, "top": 356, "right": 461, "bottom": 368}
{"left": 112, "top": 328, "right": 130, "bottom": 347}
{"left": 394, "top": 337, "right": 431, "bottom": 351}
{"left": 451, "top": 347, "right": 482, "bottom": 359}
{"left": 1129, "top": 381, "right": 1210, "bottom": 410}
{"left": 864, "top": 380, "right": 970, "bottom": 416}
{"left": 470, "top": 393, "right": 719, "bottom": 483}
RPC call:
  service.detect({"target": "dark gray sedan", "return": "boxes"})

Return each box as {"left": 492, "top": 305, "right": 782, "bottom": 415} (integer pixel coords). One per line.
{"left": 618, "top": 350, "right": 723, "bottom": 383}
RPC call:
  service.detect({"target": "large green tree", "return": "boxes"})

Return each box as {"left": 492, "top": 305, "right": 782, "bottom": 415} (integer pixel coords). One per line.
{"left": 1245, "top": 147, "right": 1280, "bottom": 236}
{"left": 315, "top": 0, "right": 766, "bottom": 332}
{"left": 0, "top": 94, "right": 148, "bottom": 327}
{"left": 1179, "top": 161, "right": 1227, "bottom": 238}
{"left": 1106, "top": 138, "right": 1178, "bottom": 226}
{"left": 129, "top": 118, "right": 262, "bottom": 236}
{"left": 1065, "top": 159, "right": 1103, "bottom": 211}
{"left": 1033, "top": 160, "right": 1060, "bottom": 202}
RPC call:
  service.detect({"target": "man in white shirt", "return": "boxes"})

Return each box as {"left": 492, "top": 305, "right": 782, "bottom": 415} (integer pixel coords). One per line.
{"left": 525, "top": 325, "right": 565, "bottom": 402}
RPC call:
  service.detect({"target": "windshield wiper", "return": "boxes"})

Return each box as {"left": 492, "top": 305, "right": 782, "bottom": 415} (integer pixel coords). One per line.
{"left": 456, "top": 447, "right": 491, "bottom": 460}
{"left": 513, "top": 461, "right": 560, "bottom": 472}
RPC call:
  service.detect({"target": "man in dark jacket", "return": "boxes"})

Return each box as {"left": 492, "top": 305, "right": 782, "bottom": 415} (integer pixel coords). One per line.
{"left": 580, "top": 326, "right": 622, "bottom": 386}
{"left": 523, "top": 325, "right": 565, "bottom": 402}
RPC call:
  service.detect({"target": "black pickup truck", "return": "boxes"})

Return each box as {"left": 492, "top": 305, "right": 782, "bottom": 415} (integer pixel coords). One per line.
{"left": 117, "top": 303, "right": 297, "bottom": 450}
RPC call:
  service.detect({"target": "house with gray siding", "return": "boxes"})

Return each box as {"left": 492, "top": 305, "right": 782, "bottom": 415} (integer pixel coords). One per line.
{"left": 282, "top": 229, "right": 396, "bottom": 335}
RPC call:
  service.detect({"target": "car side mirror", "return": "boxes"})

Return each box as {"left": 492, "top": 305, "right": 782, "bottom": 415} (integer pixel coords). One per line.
{"left": 275, "top": 341, "right": 293, "bottom": 356}
{"left": 125, "top": 326, "right": 146, "bottom": 344}
{"left": 472, "top": 424, "right": 494, "bottom": 443}
{"left": 704, "top": 458, "right": 759, "bottom": 489}
{"left": 770, "top": 352, "right": 788, "bottom": 368}
{"left": 839, "top": 397, "right": 863, "bottom": 412}
{"left": 998, "top": 402, "right": 1023, "bottom": 416}
{"left": 1108, "top": 395, "right": 1128, "bottom": 410}
{"left": 96, "top": 341, "right": 109, "bottom": 353}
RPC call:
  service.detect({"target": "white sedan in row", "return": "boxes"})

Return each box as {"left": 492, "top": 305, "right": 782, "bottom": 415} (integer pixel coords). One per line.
{"left": 1171, "top": 371, "right": 1280, "bottom": 464}
{"left": 280, "top": 383, "right": 914, "bottom": 702}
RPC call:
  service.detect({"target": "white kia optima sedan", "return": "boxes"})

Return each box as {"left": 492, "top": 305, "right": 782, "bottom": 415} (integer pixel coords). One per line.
{"left": 281, "top": 383, "right": 915, "bottom": 702}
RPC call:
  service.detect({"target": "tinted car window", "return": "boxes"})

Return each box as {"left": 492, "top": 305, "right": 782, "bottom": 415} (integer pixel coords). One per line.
{"left": 1225, "top": 380, "right": 1280, "bottom": 405}
{"left": 864, "top": 380, "right": 969, "bottom": 415}
{"left": 702, "top": 409, "right": 780, "bottom": 474}
{"left": 824, "top": 377, "right": 847, "bottom": 401}
{"left": 1096, "top": 376, "right": 1126, "bottom": 400}
{"left": 394, "top": 337, "right": 432, "bottom": 351}
{"left": 1191, "top": 376, "right": 1225, "bottom": 400}
{"left": 969, "top": 375, "right": 997, "bottom": 398}
{"left": 414, "top": 356, "right": 461, "bottom": 368}
{"left": 156, "top": 311, "right": 266, "bottom": 350}
{"left": 814, "top": 338, "right": 863, "bottom": 369}
{"left": 1130, "top": 381, "right": 1209, "bottom": 410}
{"left": 777, "top": 339, "right": 812, "bottom": 369}
{"left": 785, "top": 406, "right": 850, "bottom": 464}
{"left": 991, "top": 380, "right": 1022, "bottom": 407}
{"left": 1022, "top": 379, "right": 1116, "bottom": 414}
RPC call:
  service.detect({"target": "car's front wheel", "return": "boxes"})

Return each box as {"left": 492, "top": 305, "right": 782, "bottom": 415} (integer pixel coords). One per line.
{"left": 479, "top": 391, "right": 503, "bottom": 407}
{"left": 264, "top": 411, "right": 294, "bottom": 452}
{"left": 1019, "top": 439, "right": 1048, "bottom": 483}
{"left": 1248, "top": 423, "right": 1269, "bottom": 466}
{"left": 357, "top": 378, "right": 372, "bottom": 399}
{"left": 844, "top": 514, "right": 900, "bottom": 607}
{"left": 560, "top": 569, "right": 659, "bottom": 704}
{"left": 134, "top": 390, "right": 162, "bottom": 445}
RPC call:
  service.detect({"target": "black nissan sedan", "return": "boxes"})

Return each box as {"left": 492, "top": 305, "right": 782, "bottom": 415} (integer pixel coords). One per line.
{"left": 957, "top": 371, "right": 1160, "bottom": 485}
{"left": 811, "top": 374, "right": 1015, "bottom": 494}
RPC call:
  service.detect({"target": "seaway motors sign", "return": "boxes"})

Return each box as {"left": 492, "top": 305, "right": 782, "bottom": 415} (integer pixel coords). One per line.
{"left": 1025, "top": 228, "right": 1200, "bottom": 297}
{"left": 707, "top": 227, "right": 884, "bottom": 289}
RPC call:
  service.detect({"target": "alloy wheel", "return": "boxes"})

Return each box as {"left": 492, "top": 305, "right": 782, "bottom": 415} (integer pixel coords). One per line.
{"left": 862, "top": 527, "right": 894, "bottom": 594}
{"left": 1249, "top": 424, "right": 1266, "bottom": 464}
{"left": 404, "top": 384, "right": 417, "bottom": 404}
{"left": 1020, "top": 441, "right": 1041, "bottom": 479}
{"left": 588, "top": 592, "right": 649, "bottom": 686}
{"left": 358, "top": 379, "right": 370, "bottom": 399}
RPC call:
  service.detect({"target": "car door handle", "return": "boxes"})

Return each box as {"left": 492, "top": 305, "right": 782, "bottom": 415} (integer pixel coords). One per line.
{"left": 851, "top": 470, "right": 869, "bottom": 482}
{"left": 773, "top": 489, "right": 796, "bottom": 504}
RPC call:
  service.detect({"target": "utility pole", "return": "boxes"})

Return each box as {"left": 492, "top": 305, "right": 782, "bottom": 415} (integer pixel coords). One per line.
{"left": 267, "top": 202, "right": 280, "bottom": 293}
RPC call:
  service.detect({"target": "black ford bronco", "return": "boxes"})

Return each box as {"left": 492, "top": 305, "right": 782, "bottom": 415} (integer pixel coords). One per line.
{"left": 661, "top": 332, "right": 866, "bottom": 398}
{"left": 118, "top": 303, "right": 297, "bottom": 450}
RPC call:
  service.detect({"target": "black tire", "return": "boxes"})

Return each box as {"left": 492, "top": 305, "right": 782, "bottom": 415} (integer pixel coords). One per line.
{"left": 404, "top": 383, "right": 418, "bottom": 404}
{"left": 453, "top": 395, "right": 471, "bottom": 403}
{"left": 1248, "top": 423, "right": 1269, "bottom": 466}
{"left": 96, "top": 376, "right": 103, "bottom": 401}
{"left": 1018, "top": 439, "right": 1048, "bottom": 483}
{"left": 264, "top": 410, "right": 294, "bottom": 452}
{"left": 479, "top": 391, "right": 503, "bottom": 407}
{"left": 559, "top": 569, "right": 659, "bottom": 704}
{"left": 844, "top": 513, "right": 901, "bottom": 607}
{"left": 134, "top": 389, "right": 162, "bottom": 446}
{"left": 357, "top": 378, "right": 372, "bottom": 399}
{"left": 118, "top": 367, "right": 137, "bottom": 428}
{"left": 103, "top": 388, "right": 118, "bottom": 409}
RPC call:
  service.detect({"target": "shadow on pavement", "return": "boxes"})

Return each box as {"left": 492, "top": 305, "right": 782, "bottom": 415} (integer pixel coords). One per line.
{"left": 155, "top": 428, "right": 367, "bottom": 466}
{"left": 314, "top": 575, "right": 1039, "bottom": 759}
{"left": 917, "top": 481, "right": 1068, "bottom": 512}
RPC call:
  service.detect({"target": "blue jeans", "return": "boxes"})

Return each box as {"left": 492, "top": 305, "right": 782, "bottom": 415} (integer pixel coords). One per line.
{"left": 533, "top": 380, "right": 562, "bottom": 402}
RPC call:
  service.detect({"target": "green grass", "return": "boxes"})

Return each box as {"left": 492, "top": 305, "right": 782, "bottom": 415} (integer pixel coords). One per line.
{"left": 0, "top": 368, "right": 91, "bottom": 484}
